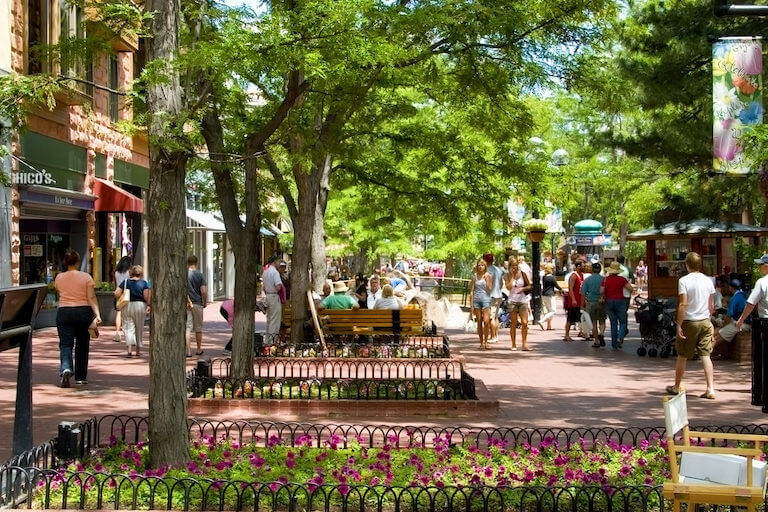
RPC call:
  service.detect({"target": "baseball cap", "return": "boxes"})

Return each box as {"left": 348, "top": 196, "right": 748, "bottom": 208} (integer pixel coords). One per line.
{"left": 482, "top": 253, "right": 494, "bottom": 264}
{"left": 278, "top": 261, "right": 287, "bottom": 267}
{"left": 590, "top": 254, "right": 600, "bottom": 264}
{"left": 755, "top": 254, "right": 768, "bottom": 265}
{"left": 730, "top": 278, "right": 742, "bottom": 288}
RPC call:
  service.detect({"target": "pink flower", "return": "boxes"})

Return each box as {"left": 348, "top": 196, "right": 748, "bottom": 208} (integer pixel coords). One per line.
{"left": 338, "top": 484, "right": 350, "bottom": 496}
{"left": 268, "top": 482, "right": 280, "bottom": 492}
{"left": 370, "top": 477, "right": 380, "bottom": 486}
{"left": 637, "top": 458, "right": 647, "bottom": 467}
{"left": 109, "top": 435, "right": 117, "bottom": 446}
{"left": 733, "top": 41, "right": 762, "bottom": 75}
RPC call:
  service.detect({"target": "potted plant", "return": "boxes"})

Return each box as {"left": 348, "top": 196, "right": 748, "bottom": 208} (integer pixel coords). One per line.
{"left": 523, "top": 218, "right": 549, "bottom": 243}
{"left": 95, "top": 281, "right": 117, "bottom": 326}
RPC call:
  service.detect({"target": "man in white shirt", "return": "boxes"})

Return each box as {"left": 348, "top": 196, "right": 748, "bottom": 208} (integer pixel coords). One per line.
{"left": 366, "top": 275, "right": 383, "bottom": 309}
{"left": 262, "top": 255, "right": 284, "bottom": 337}
{"left": 667, "top": 252, "right": 716, "bottom": 399}
{"left": 736, "top": 254, "right": 768, "bottom": 330}
{"left": 484, "top": 253, "right": 506, "bottom": 343}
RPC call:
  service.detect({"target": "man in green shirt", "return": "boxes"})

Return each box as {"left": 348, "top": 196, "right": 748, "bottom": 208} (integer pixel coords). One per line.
{"left": 580, "top": 262, "right": 606, "bottom": 347}
{"left": 321, "top": 281, "right": 359, "bottom": 310}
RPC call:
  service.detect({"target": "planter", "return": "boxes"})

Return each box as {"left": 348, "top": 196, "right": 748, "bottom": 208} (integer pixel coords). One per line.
{"left": 527, "top": 230, "right": 547, "bottom": 243}
{"left": 34, "top": 308, "right": 57, "bottom": 329}
{"left": 96, "top": 291, "right": 116, "bottom": 326}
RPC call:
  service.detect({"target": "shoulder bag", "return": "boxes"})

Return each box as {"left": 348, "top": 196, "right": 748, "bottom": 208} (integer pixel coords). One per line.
{"left": 116, "top": 281, "right": 130, "bottom": 310}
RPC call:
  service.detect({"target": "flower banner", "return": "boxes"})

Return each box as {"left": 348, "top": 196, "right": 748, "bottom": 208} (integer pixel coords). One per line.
{"left": 713, "top": 37, "right": 763, "bottom": 174}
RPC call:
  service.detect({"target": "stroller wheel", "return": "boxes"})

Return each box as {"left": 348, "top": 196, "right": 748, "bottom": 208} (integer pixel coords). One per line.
{"left": 660, "top": 347, "right": 671, "bottom": 358}
{"left": 637, "top": 347, "right": 647, "bottom": 356}
{"left": 648, "top": 348, "right": 658, "bottom": 357}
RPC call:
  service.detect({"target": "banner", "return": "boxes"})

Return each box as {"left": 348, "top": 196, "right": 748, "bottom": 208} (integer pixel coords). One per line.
{"left": 713, "top": 38, "right": 763, "bottom": 175}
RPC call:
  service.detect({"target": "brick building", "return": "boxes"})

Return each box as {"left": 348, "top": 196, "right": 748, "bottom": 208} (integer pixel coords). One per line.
{"left": 7, "top": 0, "right": 148, "bottom": 308}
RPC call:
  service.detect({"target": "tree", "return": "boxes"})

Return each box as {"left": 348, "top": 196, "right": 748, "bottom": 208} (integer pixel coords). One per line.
{"left": 145, "top": 0, "right": 192, "bottom": 467}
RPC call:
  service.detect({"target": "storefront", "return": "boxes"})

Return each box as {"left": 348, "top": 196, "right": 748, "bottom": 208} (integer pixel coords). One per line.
{"left": 564, "top": 219, "right": 612, "bottom": 261}
{"left": 627, "top": 219, "right": 768, "bottom": 298}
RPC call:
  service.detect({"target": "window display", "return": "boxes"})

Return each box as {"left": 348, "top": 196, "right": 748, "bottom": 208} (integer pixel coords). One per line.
{"left": 654, "top": 239, "right": 690, "bottom": 277}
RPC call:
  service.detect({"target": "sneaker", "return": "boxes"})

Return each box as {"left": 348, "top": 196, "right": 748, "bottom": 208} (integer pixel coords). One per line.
{"left": 60, "top": 369, "right": 72, "bottom": 388}
{"left": 75, "top": 380, "right": 87, "bottom": 385}
{"left": 489, "top": 338, "right": 498, "bottom": 344}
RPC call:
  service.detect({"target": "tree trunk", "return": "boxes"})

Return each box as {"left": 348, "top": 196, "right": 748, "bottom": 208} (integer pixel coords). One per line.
{"left": 619, "top": 221, "right": 629, "bottom": 255}
{"left": 146, "top": 0, "right": 190, "bottom": 468}
{"left": 200, "top": 107, "right": 260, "bottom": 379}
{"left": 311, "top": 154, "right": 331, "bottom": 292}
{"left": 290, "top": 171, "right": 320, "bottom": 342}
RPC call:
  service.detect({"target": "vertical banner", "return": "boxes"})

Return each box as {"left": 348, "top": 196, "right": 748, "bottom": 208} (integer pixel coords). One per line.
{"left": 713, "top": 37, "right": 763, "bottom": 175}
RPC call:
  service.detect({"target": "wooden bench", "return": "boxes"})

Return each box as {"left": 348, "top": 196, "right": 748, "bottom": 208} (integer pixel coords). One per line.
{"left": 282, "top": 306, "right": 424, "bottom": 335}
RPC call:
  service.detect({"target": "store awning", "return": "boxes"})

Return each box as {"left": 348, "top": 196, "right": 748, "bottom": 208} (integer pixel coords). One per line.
{"left": 627, "top": 219, "right": 768, "bottom": 240}
{"left": 93, "top": 178, "right": 143, "bottom": 213}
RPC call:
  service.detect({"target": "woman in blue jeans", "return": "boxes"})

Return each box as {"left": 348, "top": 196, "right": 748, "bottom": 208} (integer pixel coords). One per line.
{"left": 600, "top": 262, "right": 633, "bottom": 349}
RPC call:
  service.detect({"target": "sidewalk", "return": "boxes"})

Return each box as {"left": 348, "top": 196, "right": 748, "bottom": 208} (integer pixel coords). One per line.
{"left": 1, "top": 302, "right": 765, "bottom": 461}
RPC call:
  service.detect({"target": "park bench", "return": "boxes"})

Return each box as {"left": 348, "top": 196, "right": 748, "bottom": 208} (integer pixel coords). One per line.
{"left": 663, "top": 392, "right": 768, "bottom": 512}
{"left": 281, "top": 305, "right": 424, "bottom": 335}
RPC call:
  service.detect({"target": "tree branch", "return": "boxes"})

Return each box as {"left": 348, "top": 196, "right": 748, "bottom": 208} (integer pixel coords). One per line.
{"left": 263, "top": 150, "right": 299, "bottom": 221}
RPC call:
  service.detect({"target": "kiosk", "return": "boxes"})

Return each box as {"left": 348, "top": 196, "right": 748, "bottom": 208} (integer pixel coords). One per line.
{"left": 627, "top": 219, "right": 768, "bottom": 299}
{"left": 565, "top": 219, "right": 611, "bottom": 261}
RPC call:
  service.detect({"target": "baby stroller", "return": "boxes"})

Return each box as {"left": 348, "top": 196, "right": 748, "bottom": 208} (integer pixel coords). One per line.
{"left": 634, "top": 296, "right": 677, "bottom": 357}
{"left": 497, "top": 292, "right": 510, "bottom": 328}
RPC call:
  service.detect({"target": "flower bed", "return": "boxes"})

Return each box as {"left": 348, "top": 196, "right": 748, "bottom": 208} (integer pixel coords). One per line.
{"left": 31, "top": 432, "right": 673, "bottom": 511}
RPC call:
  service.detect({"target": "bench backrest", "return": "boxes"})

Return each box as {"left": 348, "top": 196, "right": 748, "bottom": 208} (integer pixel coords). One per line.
{"left": 663, "top": 392, "right": 688, "bottom": 439}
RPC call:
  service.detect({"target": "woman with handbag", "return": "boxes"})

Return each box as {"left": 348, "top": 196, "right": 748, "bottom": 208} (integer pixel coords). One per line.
{"left": 113, "top": 256, "right": 131, "bottom": 342}
{"left": 469, "top": 258, "right": 493, "bottom": 349}
{"left": 55, "top": 249, "right": 101, "bottom": 387}
{"left": 115, "top": 265, "right": 151, "bottom": 357}
{"left": 504, "top": 257, "right": 532, "bottom": 351}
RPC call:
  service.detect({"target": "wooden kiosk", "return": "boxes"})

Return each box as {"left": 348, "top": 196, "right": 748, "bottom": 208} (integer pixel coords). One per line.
{"left": 627, "top": 220, "right": 768, "bottom": 299}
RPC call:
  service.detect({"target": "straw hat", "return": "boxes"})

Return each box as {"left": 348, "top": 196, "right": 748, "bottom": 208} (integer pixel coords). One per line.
{"left": 606, "top": 261, "right": 622, "bottom": 274}
{"left": 332, "top": 281, "right": 348, "bottom": 293}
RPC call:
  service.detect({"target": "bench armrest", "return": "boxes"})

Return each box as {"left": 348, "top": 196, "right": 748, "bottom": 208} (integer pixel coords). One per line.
{"left": 688, "top": 431, "right": 768, "bottom": 444}
{"left": 672, "top": 445, "right": 764, "bottom": 457}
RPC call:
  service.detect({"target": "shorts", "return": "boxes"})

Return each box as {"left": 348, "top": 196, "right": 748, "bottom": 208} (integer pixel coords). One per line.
{"left": 585, "top": 301, "right": 606, "bottom": 322}
{"left": 186, "top": 304, "right": 204, "bottom": 333}
{"left": 676, "top": 319, "right": 714, "bottom": 359}
{"left": 718, "top": 321, "right": 749, "bottom": 342}
{"left": 567, "top": 307, "right": 582, "bottom": 323}
{"left": 490, "top": 297, "right": 503, "bottom": 317}
{"left": 507, "top": 301, "right": 529, "bottom": 315}
{"left": 473, "top": 299, "right": 491, "bottom": 310}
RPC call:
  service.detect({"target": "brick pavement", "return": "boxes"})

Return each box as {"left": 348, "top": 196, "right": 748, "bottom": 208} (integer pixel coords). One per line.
{"left": 1, "top": 301, "right": 766, "bottom": 462}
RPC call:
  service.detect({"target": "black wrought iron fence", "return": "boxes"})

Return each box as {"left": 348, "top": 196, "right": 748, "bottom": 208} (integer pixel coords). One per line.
{"left": 0, "top": 469, "right": 673, "bottom": 512}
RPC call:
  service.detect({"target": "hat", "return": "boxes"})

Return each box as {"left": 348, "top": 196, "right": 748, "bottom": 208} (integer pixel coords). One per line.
{"left": 755, "top": 254, "right": 768, "bottom": 265}
{"left": 278, "top": 261, "right": 287, "bottom": 267}
{"left": 332, "top": 281, "right": 348, "bottom": 293}
{"left": 730, "top": 278, "right": 742, "bottom": 289}
{"left": 606, "top": 261, "right": 622, "bottom": 274}
{"left": 590, "top": 254, "right": 600, "bottom": 264}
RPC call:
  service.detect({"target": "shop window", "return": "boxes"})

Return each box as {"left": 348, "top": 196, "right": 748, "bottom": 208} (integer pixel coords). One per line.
{"left": 21, "top": 233, "right": 70, "bottom": 286}
{"left": 654, "top": 239, "right": 689, "bottom": 277}
{"left": 133, "top": 38, "right": 147, "bottom": 116}
{"left": 701, "top": 238, "right": 718, "bottom": 276}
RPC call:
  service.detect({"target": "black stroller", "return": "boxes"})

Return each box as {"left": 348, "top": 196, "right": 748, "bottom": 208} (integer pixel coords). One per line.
{"left": 634, "top": 296, "right": 677, "bottom": 357}
{"left": 498, "top": 292, "right": 510, "bottom": 328}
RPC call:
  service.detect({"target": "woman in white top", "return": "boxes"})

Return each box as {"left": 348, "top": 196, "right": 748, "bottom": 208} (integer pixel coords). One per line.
{"left": 504, "top": 257, "right": 532, "bottom": 351}
{"left": 113, "top": 256, "right": 132, "bottom": 342}
{"left": 373, "top": 284, "right": 404, "bottom": 310}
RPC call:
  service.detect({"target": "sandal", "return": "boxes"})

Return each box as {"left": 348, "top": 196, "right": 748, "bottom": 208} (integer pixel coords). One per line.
{"left": 665, "top": 385, "right": 684, "bottom": 395}
{"left": 511, "top": 347, "right": 518, "bottom": 351}
{"left": 195, "top": 350, "right": 204, "bottom": 355}
{"left": 699, "top": 391, "right": 716, "bottom": 400}
{"left": 522, "top": 347, "right": 533, "bottom": 351}
{"left": 591, "top": 342, "right": 601, "bottom": 348}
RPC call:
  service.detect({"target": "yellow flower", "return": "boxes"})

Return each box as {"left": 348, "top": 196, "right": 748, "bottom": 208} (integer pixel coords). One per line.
{"left": 713, "top": 53, "right": 735, "bottom": 76}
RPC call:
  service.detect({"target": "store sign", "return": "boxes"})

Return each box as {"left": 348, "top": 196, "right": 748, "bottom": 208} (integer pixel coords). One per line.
{"left": 13, "top": 170, "right": 55, "bottom": 186}
{"left": 19, "top": 189, "right": 94, "bottom": 210}
{"left": 713, "top": 38, "right": 762, "bottom": 175}
{"left": 567, "top": 234, "right": 612, "bottom": 246}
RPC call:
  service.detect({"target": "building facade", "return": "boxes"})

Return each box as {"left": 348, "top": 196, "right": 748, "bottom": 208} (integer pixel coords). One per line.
{"left": 9, "top": 0, "right": 148, "bottom": 305}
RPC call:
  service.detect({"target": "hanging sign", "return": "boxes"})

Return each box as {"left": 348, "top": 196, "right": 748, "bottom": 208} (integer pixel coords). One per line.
{"left": 713, "top": 37, "right": 763, "bottom": 175}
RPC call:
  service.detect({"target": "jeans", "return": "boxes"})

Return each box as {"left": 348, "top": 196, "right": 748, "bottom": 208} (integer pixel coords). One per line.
{"left": 57, "top": 306, "right": 95, "bottom": 380}
{"left": 606, "top": 299, "right": 628, "bottom": 348}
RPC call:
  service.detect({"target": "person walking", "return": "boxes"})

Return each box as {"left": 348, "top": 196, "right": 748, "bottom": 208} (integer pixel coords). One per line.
{"left": 115, "top": 265, "right": 150, "bottom": 358}
{"left": 262, "top": 254, "right": 284, "bottom": 339}
{"left": 581, "top": 262, "right": 606, "bottom": 347}
{"left": 564, "top": 259, "right": 585, "bottom": 342}
{"left": 635, "top": 259, "right": 648, "bottom": 293}
{"left": 540, "top": 263, "right": 561, "bottom": 330}
{"left": 504, "top": 257, "right": 532, "bottom": 351}
{"left": 186, "top": 255, "right": 208, "bottom": 357}
{"left": 469, "top": 258, "right": 493, "bottom": 350}
{"left": 55, "top": 249, "right": 101, "bottom": 387}
{"left": 601, "top": 262, "right": 633, "bottom": 349}
{"left": 736, "top": 254, "right": 768, "bottom": 338}
{"left": 485, "top": 253, "right": 506, "bottom": 343}
{"left": 113, "top": 256, "right": 131, "bottom": 342}
{"left": 666, "top": 252, "right": 716, "bottom": 399}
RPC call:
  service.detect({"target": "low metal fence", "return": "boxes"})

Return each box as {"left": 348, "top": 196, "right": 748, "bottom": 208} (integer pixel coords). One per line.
{"left": 5, "top": 416, "right": 768, "bottom": 510}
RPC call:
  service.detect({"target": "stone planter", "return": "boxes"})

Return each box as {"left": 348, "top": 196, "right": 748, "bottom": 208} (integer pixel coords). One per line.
{"left": 527, "top": 230, "right": 547, "bottom": 243}
{"left": 96, "top": 291, "right": 116, "bottom": 326}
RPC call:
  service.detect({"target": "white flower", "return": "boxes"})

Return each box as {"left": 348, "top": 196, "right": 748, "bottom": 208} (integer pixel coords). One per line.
{"left": 713, "top": 82, "right": 744, "bottom": 120}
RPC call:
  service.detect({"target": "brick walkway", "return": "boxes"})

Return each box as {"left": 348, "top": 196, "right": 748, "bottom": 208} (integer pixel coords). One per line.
{"left": 1, "top": 302, "right": 765, "bottom": 461}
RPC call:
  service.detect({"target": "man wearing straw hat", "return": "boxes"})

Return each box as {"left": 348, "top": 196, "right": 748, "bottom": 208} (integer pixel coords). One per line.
{"left": 322, "top": 281, "right": 360, "bottom": 310}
